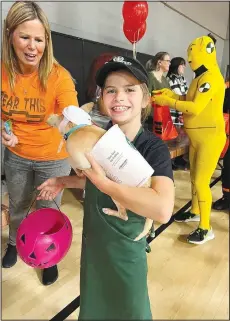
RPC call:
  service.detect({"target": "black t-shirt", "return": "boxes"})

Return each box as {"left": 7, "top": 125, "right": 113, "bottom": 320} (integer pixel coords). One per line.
{"left": 106, "top": 122, "right": 174, "bottom": 181}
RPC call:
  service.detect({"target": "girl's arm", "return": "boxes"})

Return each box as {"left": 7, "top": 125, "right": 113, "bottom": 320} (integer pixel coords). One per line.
{"left": 83, "top": 154, "right": 175, "bottom": 224}
{"left": 37, "top": 174, "right": 86, "bottom": 201}
{"left": 60, "top": 175, "right": 86, "bottom": 189}
{"left": 104, "top": 176, "right": 174, "bottom": 224}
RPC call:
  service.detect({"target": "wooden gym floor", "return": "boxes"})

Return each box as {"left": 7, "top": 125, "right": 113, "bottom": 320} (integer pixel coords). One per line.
{"left": 1, "top": 169, "right": 229, "bottom": 320}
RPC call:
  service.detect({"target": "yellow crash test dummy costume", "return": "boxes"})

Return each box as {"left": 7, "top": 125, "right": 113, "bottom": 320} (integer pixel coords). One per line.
{"left": 153, "top": 36, "right": 226, "bottom": 244}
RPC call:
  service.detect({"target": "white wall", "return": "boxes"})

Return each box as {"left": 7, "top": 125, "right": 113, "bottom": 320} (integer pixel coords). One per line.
{"left": 163, "top": 1, "right": 229, "bottom": 39}
{"left": 2, "top": 1, "right": 229, "bottom": 83}
{"left": 221, "top": 40, "right": 229, "bottom": 78}
{"left": 220, "top": 18, "right": 229, "bottom": 78}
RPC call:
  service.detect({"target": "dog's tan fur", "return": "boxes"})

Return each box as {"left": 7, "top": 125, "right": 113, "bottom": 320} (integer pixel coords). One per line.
{"left": 47, "top": 103, "right": 153, "bottom": 242}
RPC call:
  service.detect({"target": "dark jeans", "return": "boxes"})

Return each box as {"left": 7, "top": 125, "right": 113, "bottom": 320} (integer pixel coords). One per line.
{"left": 222, "top": 146, "right": 230, "bottom": 199}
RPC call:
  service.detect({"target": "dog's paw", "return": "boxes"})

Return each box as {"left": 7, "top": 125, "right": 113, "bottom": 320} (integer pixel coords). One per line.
{"left": 102, "top": 208, "right": 128, "bottom": 221}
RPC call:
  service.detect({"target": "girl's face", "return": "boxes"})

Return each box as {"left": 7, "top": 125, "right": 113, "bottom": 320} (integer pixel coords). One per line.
{"left": 178, "top": 64, "right": 186, "bottom": 75}
{"left": 102, "top": 71, "right": 147, "bottom": 125}
{"left": 12, "top": 19, "right": 46, "bottom": 74}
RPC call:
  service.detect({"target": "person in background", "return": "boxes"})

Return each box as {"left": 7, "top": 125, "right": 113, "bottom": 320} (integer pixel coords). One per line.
{"left": 88, "top": 86, "right": 111, "bottom": 129}
{"left": 85, "top": 53, "right": 115, "bottom": 129}
{"left": 145, "top": 52, "right": 171, "bottom": 130}
{"left": 1, "top": 1, "right": 78, "bottom": 286}
{"left": 146, "top": 51, "right": 171, "bottom": 94}
{"left": 167, "top": 57, "right": 188, "bottom": 126}
{"left": 212, "top": 81, "right": 230, "bottom": 211}
{"left": 167, "top": 57, "right": 190, "bottom": 170}
{"left": 145, "top": 52, "right": 172, "bottom": 238}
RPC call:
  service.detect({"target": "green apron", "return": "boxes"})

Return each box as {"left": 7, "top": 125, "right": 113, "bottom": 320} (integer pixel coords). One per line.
{"left": 78, "top": 127, "right": 152, "bottom": 320}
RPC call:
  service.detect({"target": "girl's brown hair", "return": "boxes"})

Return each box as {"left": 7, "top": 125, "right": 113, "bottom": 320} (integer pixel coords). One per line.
{"left": 140, "top": 83, "right": 151, "bottom": 123}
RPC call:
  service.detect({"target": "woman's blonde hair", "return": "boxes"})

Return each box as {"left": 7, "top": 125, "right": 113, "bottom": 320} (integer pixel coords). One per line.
{"left": 2, "top": 1, "right": 58, "bottom": 91}
{"left": 146, "top": 51, "right": 169, "bottom": 72}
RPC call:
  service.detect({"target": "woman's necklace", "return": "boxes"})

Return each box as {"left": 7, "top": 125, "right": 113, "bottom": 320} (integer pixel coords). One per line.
{"left": 22, "top": 87, "right": 28, "bottom": 95}
{"left": 20, "top": 77, "right": 30, "bottom": 95}
{"left": 17, "top": 68, "right": 37, "bottom": 95}
{"left": 16, "top": 74, "right": 28, "bottom": 95}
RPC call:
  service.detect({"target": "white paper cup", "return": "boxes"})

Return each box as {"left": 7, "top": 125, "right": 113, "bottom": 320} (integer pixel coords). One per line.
{"left": 91, "top": 125, "right": 154, "bottom": 187}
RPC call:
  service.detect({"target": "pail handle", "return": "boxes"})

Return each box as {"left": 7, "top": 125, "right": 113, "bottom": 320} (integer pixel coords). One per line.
{"left": 26, "top": 191, "right": 66, "bottom": 222}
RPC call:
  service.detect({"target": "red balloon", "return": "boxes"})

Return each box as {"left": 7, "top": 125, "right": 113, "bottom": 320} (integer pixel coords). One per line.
{"left": 123, "top": 21, "right": 147, "bottom": 44}
{"left": 122, "top": 1, "right": 148, "bottom": 31}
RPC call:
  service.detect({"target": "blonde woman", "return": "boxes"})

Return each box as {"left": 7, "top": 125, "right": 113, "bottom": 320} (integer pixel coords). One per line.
{"left": 1, "top": 1, "right": 78, "bottom": 285}
{"left": 146, "top": 51, "right": 171, "bottom": 94}
{"left": 145, "top": 52, "right": 171, "bottom": 131}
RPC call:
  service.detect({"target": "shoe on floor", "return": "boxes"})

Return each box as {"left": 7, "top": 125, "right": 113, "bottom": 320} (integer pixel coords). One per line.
{"left": 42, "top": 265, "right": 58, "bottom": 286}
{"left": 145, "top": 243, "right": 151, "bottom": 253}
{"left": 212, "top": 196, "right": 230, "bottom": 211}
{"left": 2, "top": 244, "right": 17, "bottom": 268}
{"left": 174, "top": 211, "right": 200, "bottom": 222}
{"left": 187, "top": 227, "right": 215, "bottom": 244}
{"left": 149, "top": 225, "right": 155, "bottom": 238}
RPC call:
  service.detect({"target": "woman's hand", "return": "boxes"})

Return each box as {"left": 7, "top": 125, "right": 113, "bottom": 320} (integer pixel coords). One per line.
{"left": 83, "top": 153, "right": 111, "bottom": 194}
{"left": 37, "top": 177, "right": 65, "bottom": 201}
{"left": 2, "top": 129, "right": 18, "bottom": 147}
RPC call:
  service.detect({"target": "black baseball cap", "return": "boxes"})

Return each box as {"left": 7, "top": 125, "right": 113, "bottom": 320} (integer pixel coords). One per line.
{"left": 95, "top": 55, "right": 149, "bottom": 88}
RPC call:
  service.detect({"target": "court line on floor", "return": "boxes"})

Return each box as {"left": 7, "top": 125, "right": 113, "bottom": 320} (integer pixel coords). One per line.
{"left": 50, "top": 296, "right": 80, "bottom": 321}
{"left": 50, "top": 175, "right": 221, "bottom": 321}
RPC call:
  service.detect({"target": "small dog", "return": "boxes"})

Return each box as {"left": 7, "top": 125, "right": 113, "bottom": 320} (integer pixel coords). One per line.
{"left": 47, "top": 103, "right": 152, "bottom": 241}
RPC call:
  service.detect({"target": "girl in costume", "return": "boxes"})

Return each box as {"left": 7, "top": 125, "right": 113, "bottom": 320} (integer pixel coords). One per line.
{"left": 37, "top": 56, "right": 174, "bottom": 319}
{"left": 153, "top": 36, "right": 226, "bottom": 244}
{"left": 1, "top": 1, "right": 78, "bottom": 285}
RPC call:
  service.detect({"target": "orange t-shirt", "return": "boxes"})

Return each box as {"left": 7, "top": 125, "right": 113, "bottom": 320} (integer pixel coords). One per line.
{"left": 1, "top": 63, "right": 79, "bottom": 160}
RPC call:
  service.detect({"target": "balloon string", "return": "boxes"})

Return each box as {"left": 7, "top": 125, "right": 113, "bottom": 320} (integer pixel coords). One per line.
{"left": 136, "top": 28, "right": 140, "bottom": 59}
{"left": 133, "top": 27, "right": 141, "bottom": 60}
{"left": 132, "top": 31, "right": 135, "bottom": 59}
{"left": 133, "top": 42, "right": 136, "bottom": 59}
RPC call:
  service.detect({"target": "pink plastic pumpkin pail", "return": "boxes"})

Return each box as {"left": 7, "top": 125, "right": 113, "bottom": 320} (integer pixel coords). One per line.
{"left": 16, "top": 208, "right": 72, "bottom": 269}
